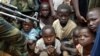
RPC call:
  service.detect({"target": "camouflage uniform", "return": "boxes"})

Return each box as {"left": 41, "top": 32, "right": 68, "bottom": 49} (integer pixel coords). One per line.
{"left": 0, "top": 0, "right": 11, "bottom": 4}
{"left": 0, "top": 17, "right": 28, "bottom": 56}
{"left": 11, "top": 0, "right": 40, "bottom": 13}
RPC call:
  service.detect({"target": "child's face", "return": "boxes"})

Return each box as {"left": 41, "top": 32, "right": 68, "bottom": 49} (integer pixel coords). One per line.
{"left": 22, "top": 22, "right": 33, "bottom": 32}
{"left": 78, "top": 28, "right": 94, "bottom": 47}
{"left": 42, "top": 29, "right": 55, "bottom": 45}
{"left": 87, "top": 10, "right": 100, "bottom": 32}
{"left": 40, "top": 4, "right": 50, "bottom": 17}
{"left": 73, "top": 29, "right": 79, "bottom": 45}
{"left": 57, "top": 8, "right": 70, "bottom": 25}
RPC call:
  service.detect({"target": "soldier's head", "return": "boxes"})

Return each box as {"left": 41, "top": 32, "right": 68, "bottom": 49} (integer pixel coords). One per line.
{"left": 40, "top": 2, "right": 50, "bottom": 17}
{"left": 57, "top": 3, "right": 71, "bottom": 27}
{"left": 87, "top": 8, "right": 100, "bottom": 32}
{"left": 22, "top": 19, "right": 34, "bottom": 32}
{"left": 41, "top": 25, "right": 56, "bottom": 45}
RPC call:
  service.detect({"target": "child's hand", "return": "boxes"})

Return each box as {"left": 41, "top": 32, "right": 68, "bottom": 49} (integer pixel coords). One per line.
{"left": 47, "top": 45, "right": 55, "bottom": 54}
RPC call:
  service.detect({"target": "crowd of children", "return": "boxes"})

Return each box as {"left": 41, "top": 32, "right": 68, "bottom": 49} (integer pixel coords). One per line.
{"left": 0, "top": 0, "right": 100, "bottom": 56}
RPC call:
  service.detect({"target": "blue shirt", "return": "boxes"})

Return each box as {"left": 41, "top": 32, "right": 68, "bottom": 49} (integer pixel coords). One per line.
{"left": 22, "top": 28, "right": 40, "bottom": 41}
{"left": 91, "top": 25, "right": 100, "bottom": 56}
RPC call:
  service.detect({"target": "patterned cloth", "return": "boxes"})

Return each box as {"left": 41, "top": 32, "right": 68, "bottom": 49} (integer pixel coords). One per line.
{"left": 11, "top": 0, "right": 40, "bottom": 12}
{"left": 0, "top": 17, "right": 27, "bottom": 56}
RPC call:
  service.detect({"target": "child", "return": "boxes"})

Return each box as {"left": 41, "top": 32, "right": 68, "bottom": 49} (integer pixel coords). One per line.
{"left": 52, "top": 3, "right": 77, "bottom": 56}
{"left": 34, "top": 25, "right": 61, "bottom": 56}
{"left": 78, "top": 27, "right": 94, "bottom": 56}
{"left": 72, "top": 27, "right": 80, "bottom": 46}
{"left": 22, "top": 19, "right": 40, "bottom": 41}
{"left": 21, "top": 19, "right": 40, "bottom": 56}
{"left": 72, "top": 26, "right": 83, "bottom": 56}
{"left": 87, "top": 8, "right": 100, "bottom": 56}
{"left": 39, "top": 2, "right": 55, "bottom": 29}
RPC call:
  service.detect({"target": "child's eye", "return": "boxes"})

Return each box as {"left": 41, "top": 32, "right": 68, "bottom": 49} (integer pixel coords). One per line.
{"left": 84, "top": 35, "right": 89, "bottom": 38}
{"left": 43, "top": 36, "right": 48, "bottom": 38}
{"left": 78, "top": 35, "right": 81, "bottom": 37}
{"left": 58, "top": 13, "right": 63, "bottom": 16}
{"left": 92, "top": 18, "right": 97, "bottom": 20}
{"left": 50, "top": 35, "right": 54, "bottom": 37}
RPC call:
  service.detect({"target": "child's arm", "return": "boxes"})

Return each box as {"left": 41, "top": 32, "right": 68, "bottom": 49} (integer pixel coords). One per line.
{"left": 34, "top": 40, "right": 48, "bottom": 55}
{"left": 49, "top": 0, "right": 56, "bottom": 16}
{"left": 72, "top": 0, "right": 86, "bottom": 22}
{"left": 61, "top": 42, "right": 78, "bottom": 55}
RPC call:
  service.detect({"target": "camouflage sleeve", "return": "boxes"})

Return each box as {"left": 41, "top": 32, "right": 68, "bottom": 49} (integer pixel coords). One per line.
{"left": 28, "top": 0, "right": 40, "bottom": 12}
{"left": 33, "top": 0, "right": 40, "bottom": 12}
{"left": 10, "top": 0, "right": 18, "bottom": 6}
{"left": 0, "top": 17, "right": 28, "bottom": 56}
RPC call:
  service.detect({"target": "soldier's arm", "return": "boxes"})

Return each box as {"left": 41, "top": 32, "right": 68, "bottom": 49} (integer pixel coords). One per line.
{"left": 0, "top": 17, "right": 27, "bottom": 56}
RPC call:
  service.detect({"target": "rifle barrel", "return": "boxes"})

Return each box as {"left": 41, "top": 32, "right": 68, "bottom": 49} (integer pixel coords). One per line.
{"left": 0, "top": 5, "right": 39, "bottom": 22}
{"left": 0, "top": 12, "right": 26, "bottom": 22}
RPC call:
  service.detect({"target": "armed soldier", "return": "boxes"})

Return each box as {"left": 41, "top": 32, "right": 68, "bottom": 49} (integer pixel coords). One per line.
{"left": 0, "top": 17, "right": 28, "bottom": 56}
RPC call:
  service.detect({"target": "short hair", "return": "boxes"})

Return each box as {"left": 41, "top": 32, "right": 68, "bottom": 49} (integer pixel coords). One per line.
{"left": 88, "top": 7, "right": 100, "bottom": 15}
{"left": 57, "top": 3, "right": 72, "bottom": 14}
{"left": 40, "top": 2, "right": 50, "bottom": 9}
{"left": 22, "top": 19, "right": 34, "bottom": 24}
{"left": 72, "top": 26, "right": 81, "bottom": 36}
{"left": 41, "top": 25, "right": 55, "bottom": 35}
{"left": 79, "top": 27, "right": 95, "bottom": 37}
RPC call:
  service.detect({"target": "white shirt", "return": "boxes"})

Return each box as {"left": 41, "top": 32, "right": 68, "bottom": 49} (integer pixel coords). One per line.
{"left": 39, "top": 19, "right": 45, "bottom": 29}
{"left": 35, "top": 38, "right": 61, "bottom": 54}
{"left": 53, "top": 0, "right": 63, "bottom": 10}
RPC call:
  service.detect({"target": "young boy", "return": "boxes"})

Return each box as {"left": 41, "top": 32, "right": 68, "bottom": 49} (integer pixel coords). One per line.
{"left": 52, "top": 3, "right": 77, "bottom": 56}
{"left": 78, "top": 27, "right": 94, "bottom": 56}
{"left": 34, "top": 25, "right": 61, "bottom": 56}
{"left": 39, "top": 2, "right": 54, "bottom": 29}
{"left": 21, "top": 19, "right": 40, "bottom": 56}
{"left": 87, "top": 8, "right": 100, "bottom": 56}
{"left": 72, "top": 26, "right": 83, "bottom": 56}
{"left": 22, "top": 19, "right": 40, "bottom": 41}
{"left": 72, "top": 27, "right": 80, "bottom": 46}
